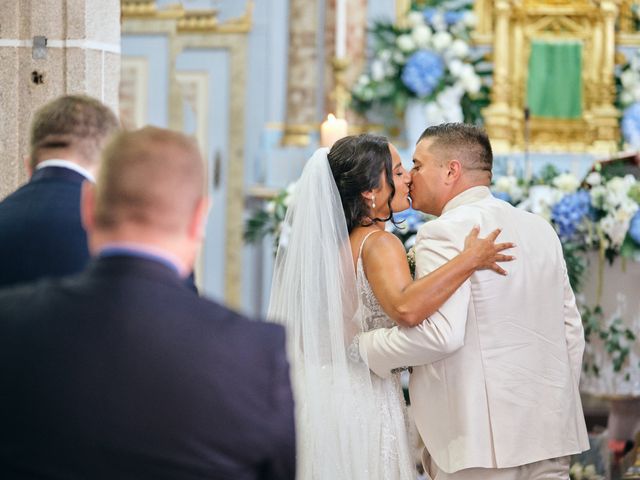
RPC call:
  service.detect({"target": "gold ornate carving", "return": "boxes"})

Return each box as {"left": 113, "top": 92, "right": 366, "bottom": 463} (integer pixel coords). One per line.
{"left": 281, "top": 124, "right": 318, "bottom": 147}
{"left": 121, "top": 0, "right": 253, "bottom": 33}
{"left": 483, "top": 0, "right": 621, "bottom": 154}
{"left": 473, "top": 0, "right": 494, "bottom": 45}
{"left": 177, "top": 10, "right": 219, "bottom": 32}
{"left": 121, "top": 0, "right": 184, "bottom": 19}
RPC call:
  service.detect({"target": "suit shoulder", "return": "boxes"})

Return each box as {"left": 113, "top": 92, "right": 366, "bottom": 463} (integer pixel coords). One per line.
{"left": 192, "top": 297, "right": 286, "bottom": 346}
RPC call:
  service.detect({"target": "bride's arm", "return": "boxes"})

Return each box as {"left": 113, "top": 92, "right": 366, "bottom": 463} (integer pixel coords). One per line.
{"left": 363, "top": 227, "right": 513, "bottom": 328}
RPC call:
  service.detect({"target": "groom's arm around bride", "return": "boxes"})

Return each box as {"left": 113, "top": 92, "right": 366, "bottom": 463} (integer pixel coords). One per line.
{"left": 359, "top": 123, "right": 589, "bottom": 479}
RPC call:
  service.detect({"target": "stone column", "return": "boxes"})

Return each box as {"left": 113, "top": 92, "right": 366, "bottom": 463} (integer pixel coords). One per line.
{"left": 0, "top": 0, "right": 121, "bottom": 199}
{"left": 281, "top": 0, "right": 319, "bottom": 146}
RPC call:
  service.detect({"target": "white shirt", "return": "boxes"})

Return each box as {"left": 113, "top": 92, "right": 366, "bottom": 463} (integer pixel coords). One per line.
{"left": 36, "top": 159, "right": 95, "bottom": 183}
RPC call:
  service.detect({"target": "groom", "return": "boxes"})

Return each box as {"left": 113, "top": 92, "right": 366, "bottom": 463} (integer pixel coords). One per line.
{"left": 359, "top": 123, "right": 589, "bottom": 479}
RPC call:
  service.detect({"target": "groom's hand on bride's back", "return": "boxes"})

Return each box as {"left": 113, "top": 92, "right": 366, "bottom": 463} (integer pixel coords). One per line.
{"left": 463, "top": 226, "right": 515, "bottom": 276}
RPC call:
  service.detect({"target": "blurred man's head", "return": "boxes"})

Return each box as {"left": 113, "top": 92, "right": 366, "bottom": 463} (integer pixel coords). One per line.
{"left": 81, "top": 127, "right": 208, "bottom": 273}
{"left": 410, "top": 123, "right": 493, "bottom": 216}
{"left": 29, "top": 95, "right": 119, "bottom": 173}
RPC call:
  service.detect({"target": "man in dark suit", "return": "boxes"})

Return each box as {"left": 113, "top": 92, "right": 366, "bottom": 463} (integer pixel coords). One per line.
{"left": 0, "top": 127, "right": 296, "bottom": 479}
{"left": 0, "top": 94, "right": 119, "bottom": 287}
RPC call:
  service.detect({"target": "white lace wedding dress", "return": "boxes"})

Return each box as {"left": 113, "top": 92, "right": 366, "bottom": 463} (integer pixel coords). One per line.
{"left": 268, "top": 148, "right": 418, "bottom": 479}
{"left": 354, "top": 231, "right": 416, "bottom": 480}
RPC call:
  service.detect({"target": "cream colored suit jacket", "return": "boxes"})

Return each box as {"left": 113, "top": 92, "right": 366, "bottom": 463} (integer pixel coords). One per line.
{"left": 359, "top": 186, "right": 589, "bottom": 474}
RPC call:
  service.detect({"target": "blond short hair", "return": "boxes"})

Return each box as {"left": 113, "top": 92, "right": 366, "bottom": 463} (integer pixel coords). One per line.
{"left": 94, "top": 127, "right": 204, "bottom": 233}
{"left": 30, "top": 95, "right": 119, "bottom": 168}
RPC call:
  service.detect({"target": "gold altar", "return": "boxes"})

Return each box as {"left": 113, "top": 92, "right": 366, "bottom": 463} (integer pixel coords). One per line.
{"left": 477, "top": 0, "right": 640, "bottom": 154}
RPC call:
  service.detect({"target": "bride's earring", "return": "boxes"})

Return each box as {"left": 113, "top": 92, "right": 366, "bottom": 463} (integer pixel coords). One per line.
{"left": 372, "top": 195, "right": 376, "bottom": 209}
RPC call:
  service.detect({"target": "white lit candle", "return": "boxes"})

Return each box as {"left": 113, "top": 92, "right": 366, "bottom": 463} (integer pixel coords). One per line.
{"left": 335, "top": 0, "right": 346, "bottom": 59}
{"left": 320, "top": 114, "right": 348, "bottom": 147}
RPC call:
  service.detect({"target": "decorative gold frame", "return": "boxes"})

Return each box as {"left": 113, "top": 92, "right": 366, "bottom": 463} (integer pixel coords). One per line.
{"left": 121, "top": 0, "right": 253, "bottom": 307}
{"left": 483, "top": 0, "right": 620, "bottom": 154}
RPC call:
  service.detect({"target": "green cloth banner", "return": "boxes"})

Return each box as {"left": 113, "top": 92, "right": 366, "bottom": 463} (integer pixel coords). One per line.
{"left": 526, "top": 40, "right": 583, "bottom": 119}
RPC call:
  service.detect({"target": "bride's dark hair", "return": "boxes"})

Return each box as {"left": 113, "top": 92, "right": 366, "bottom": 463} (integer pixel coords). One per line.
{"left": 328, "top": 133, "right": 396, "bottom": 233}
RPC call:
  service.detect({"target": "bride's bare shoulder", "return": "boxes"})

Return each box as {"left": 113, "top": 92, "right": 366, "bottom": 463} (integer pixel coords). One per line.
{"left": 358, "top": 229, "right": 406, "bottom": 262}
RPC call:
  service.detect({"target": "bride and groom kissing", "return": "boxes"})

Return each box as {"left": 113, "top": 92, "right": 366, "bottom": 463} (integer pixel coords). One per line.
{"left": 268, "top": 123, "right": 589, "bottom": 480}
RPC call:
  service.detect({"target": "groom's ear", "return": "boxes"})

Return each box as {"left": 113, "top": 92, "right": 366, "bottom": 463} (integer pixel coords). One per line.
{"left": 445, "top": 159, "right": 462, "bottom": 184}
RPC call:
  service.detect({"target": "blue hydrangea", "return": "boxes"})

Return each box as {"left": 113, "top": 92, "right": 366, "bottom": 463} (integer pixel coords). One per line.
{"left": 622, "top": 103, "right": 640, "bottom": 149}
{"left": 422, "top": 8, "right": 437, "bottom": 24}
{"left": 401, "top": 50, "right": 444, "bottom": 98}
{"left": 393, "top": 208, "right": 425, "bottom": 232}
{"left": 492, "top": 191, "right": 512, "bottom": 203}
{"left": 551, "top": 190, "right": 592, "bottom": 241}
{"left": 630, "top": 210, "right": 640, "bottom": 245}
{"left": 444, "top": 10, "right": 465, "bottom": 25}
{"left": 422, "top": 8, "right": 464, "bottom": 26}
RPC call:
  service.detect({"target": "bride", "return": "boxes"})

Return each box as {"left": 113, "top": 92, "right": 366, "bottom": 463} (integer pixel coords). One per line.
{"left": 268, "top": 134, "right": 513, "bottom": 479}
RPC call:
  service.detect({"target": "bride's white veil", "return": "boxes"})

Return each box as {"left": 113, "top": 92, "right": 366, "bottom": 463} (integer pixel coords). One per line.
{"left": 267, "top": 148, "right": 379, "bottom": 479}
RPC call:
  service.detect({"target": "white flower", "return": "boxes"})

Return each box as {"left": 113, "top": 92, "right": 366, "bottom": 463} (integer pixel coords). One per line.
{"left": 633, "top": 85, "right": 640, "bottom": 102}
{"left": 621, "top": 91, "right": 634, "bottom": 106}
{"left": 461, "top": 72, "right": 481, "bottom": 95}
{"left": 371, "top": 60, "right": 386, "bottom": 81}
{"left": 396, "top": 34, "right": 415, "bottom": 53}
{"left": 384, "top": 62, "right": 398, "bottom": 77}
{"left": 448, "top": 58, "right": 464, "bottom": 77}
{"left": 407, "top": 11, "right": 425, "bottom": 28}
{"left": 585, "top": 171, "right": 602, "bottom": 186}
{"left": 265, "top": 201, "right": 275, "bottom": 215}
{"left": 431, "top": 12, "right": 447, "bottom": 32}
{"left": 494, "top": 175, "right": 524, "bottom": 202}
{"left": 462, "top": 11, "right": 477, "bottom": 28}
{"left": 424, "top": 102, "right": 446, "bottom": 125}
{"left": 379, "top": 49, "right": 393, "bottom": 62}
{"left": 518, "top": 185, "right": 563, "bottom": 220}
{"left": 552, "top": 172, "right": 580, "bottom": 193}
{"left": 283, "top": 182, "right": 297, "bottom": 207}
{"left": 411, "top": 25, "right": 432, "bottom": 49}
{"left": 457, "top": 64, "right": 481, "bottom": 94}
{"left": 432, "top": 31, "right": 453, "bottom": 52}
{"left": 495, "top": 176, "right": 516, "bottom": 192}
{"left": 621, "top": 69, "right": 636, "bottom": 88}
{"left": 449, "top": 39, "right": 469, "bottom": 58}
{"left": 393, "top": 51, "right": 405, "bottom": 64}
{"left": 600, "top": 213, "right": 629, "bottom": 248}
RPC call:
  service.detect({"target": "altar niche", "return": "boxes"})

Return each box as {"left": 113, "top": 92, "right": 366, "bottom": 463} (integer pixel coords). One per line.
{"left": 480, "top": 0, "right": 624, "bottom": 154}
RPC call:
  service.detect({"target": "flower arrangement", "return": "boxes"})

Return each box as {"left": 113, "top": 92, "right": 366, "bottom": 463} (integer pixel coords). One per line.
{"left": 617, "top": 50, "right": 640, "bottom": 148}
{"left": 492, "top": 165, "right": 640, "bottom": 381}
{"left": 244, "top": 182, "right": 297, "bottom": 253}
{"left": 492, "top": 165, "right": 640, "bottom": 267}
{"left": 350, "top": 0, "right": 490, "bottom": 128}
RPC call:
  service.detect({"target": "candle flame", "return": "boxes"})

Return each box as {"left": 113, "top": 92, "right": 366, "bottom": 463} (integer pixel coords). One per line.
{"left": 327, "top": 113, "right": 336, "bottom": 122}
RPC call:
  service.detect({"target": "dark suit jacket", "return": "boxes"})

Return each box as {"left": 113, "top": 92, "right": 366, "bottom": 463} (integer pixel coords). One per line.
{"left": 0, "top": 255, "right": 296, "bottom": 480}
{"left": 0, "top": 166, "right": 90, "bottom": 288}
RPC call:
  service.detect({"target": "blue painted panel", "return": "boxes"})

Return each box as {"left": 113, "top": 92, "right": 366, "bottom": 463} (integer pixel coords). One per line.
{"left": 121, "top": 35, "right": 169, "bottom": 127}
{"left": 176, "top": 49, "right": 230, "bottom": 303}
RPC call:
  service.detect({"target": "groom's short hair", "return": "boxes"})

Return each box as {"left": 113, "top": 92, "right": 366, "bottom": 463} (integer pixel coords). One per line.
{"left": 418, "top": 123, "right": 493, "bottom": 173}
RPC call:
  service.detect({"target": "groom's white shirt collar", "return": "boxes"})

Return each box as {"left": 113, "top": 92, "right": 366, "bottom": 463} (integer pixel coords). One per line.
{"left": 441, "top": 185, "right": 492, "bottom": 215}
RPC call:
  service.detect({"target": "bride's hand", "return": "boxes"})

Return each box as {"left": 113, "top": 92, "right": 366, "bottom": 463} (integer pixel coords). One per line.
{"left": 463, "top": 226, "right": 515, "bottom": 276}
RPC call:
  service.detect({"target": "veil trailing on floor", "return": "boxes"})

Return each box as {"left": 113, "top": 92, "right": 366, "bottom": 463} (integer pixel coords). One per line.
{"left": 267, "top": 148, "right": 381, "bottom": 479}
